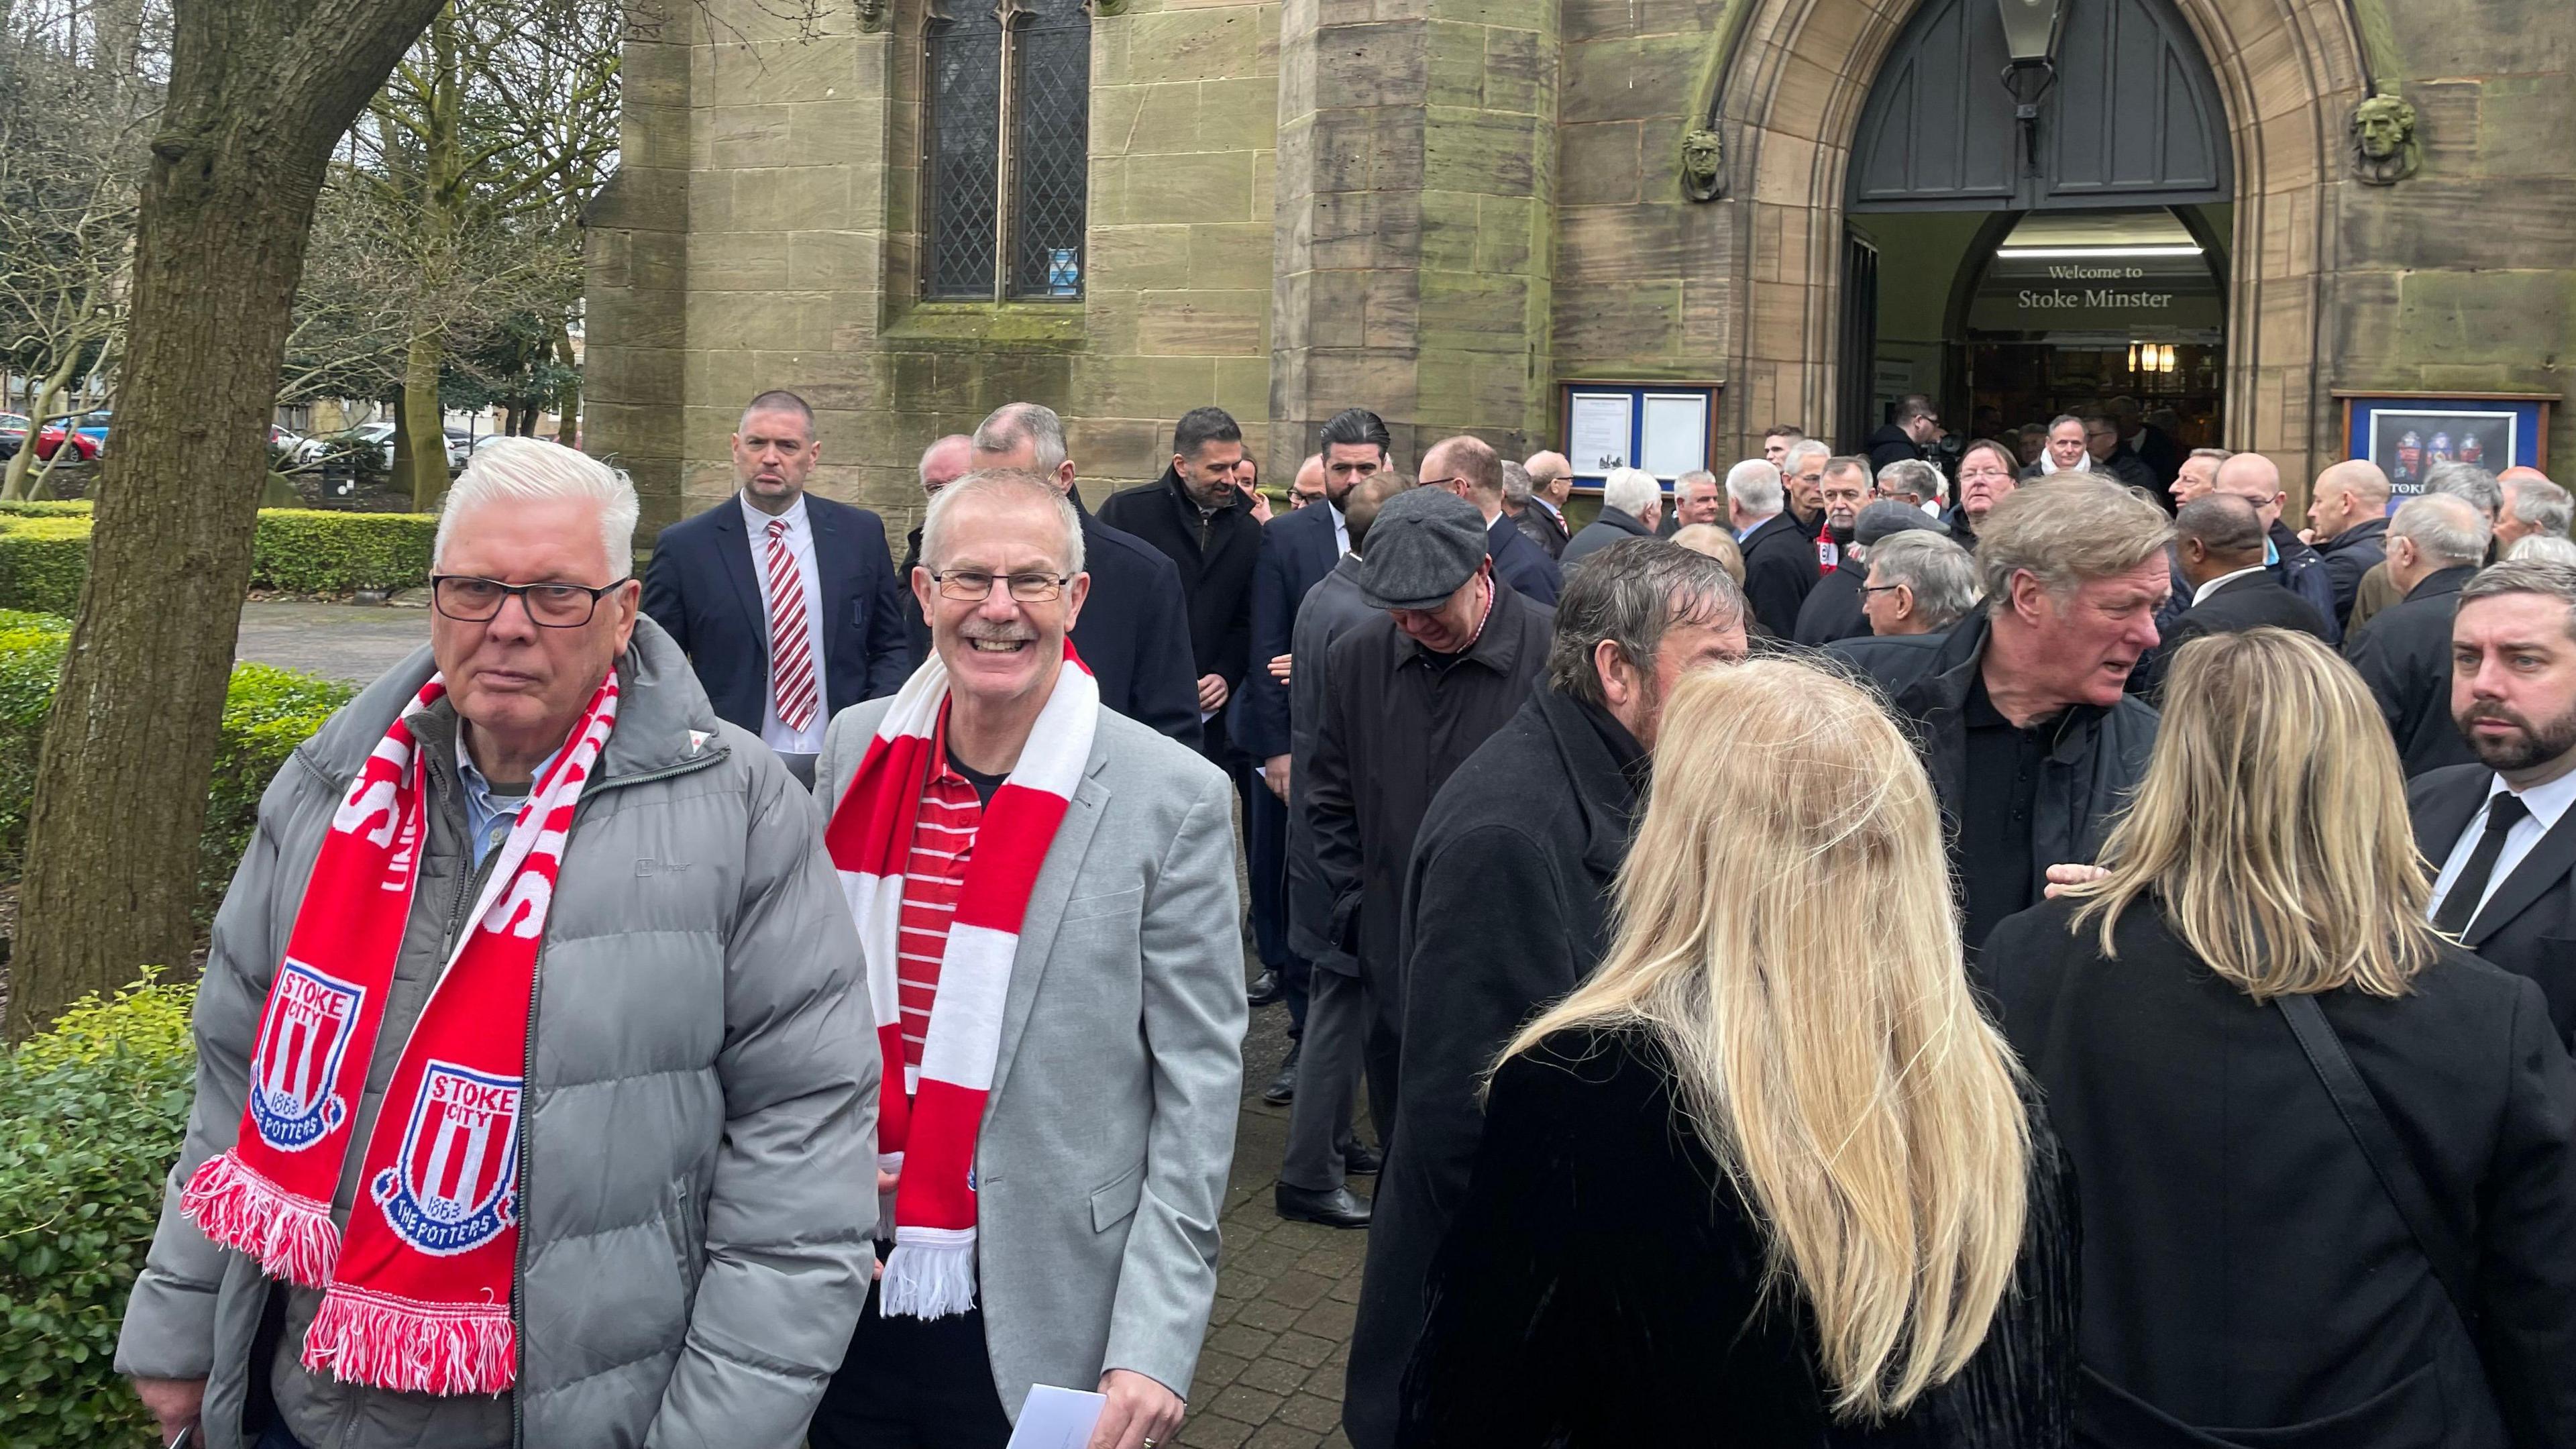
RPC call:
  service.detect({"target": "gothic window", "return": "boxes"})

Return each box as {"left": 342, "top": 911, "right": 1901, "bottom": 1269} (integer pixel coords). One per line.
{"left": 924, "top": 0, "right": 1089, "bottom": 301}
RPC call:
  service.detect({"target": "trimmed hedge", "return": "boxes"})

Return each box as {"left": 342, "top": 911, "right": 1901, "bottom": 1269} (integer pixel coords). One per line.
{"left": 0, "top": 518, "right": 93, "bottom": 614}
{"left": 0, "top": 974, "right": 196, "bottom": 1449}
{"left": 0, "top": 508, "right": 438, "bottom": 611}
{"left": 0, "top": 610, "right": 354, "bottom": 917}
{"left": 0, "top": 499, "right": 93, "bottom": 518}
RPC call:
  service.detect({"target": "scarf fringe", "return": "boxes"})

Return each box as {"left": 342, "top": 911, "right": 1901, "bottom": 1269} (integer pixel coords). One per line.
{"left": 182, "top": 1150, "right": 341, "bottom": 1288}
{"left": 303, "top": 1285, "right": 516, "bottom": 1397}
{"left": 878, "top": 1228, "right": 978, "bottom": 1321}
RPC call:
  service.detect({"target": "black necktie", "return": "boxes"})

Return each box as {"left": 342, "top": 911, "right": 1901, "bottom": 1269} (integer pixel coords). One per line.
{"left": 2434, "top": 792, "right": 2530, "bottom": 936}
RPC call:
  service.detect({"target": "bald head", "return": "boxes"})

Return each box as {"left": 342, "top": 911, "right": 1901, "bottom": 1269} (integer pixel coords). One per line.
{"left": 2213, "top": 451, "right": 2286, "bottom": 529}
{"left": 1523, "top": 450, "right": 1572, "bottom": 506}
{"left": 918, "top": 434, "right": 973, "bottom": 497}
{"left": 1290, "top": 453, "right": 1328, "bottom": 508}
{"left": 1424, "top": 435, "right": 1503, "bottom": 517}
{"left": 2306, "top": 458, "right": 2390, "bottom": 541}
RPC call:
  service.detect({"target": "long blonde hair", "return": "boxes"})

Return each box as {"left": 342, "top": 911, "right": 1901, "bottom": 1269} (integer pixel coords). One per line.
{"left": 2066, "top": 627, "right": 2441, "bottom": 997}
{"left": 1505, "top": 660, "right": 2031, "bottom": 1419}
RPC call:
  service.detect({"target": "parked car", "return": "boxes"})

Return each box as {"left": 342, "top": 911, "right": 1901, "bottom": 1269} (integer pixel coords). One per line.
{"left": 0, "top": 412, "right": 101, "bottom": 462}
{"left": 293, "top": 421, "right": 398, "bottom": 470}
{"left": 444, "top": 428, "right": 474, "bottom": 472}
{"left": 68, "top": 409, "right": 111, "bottom": 447}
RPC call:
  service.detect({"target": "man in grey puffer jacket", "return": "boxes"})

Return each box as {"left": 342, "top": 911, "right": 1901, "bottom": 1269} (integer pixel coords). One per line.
{"left": 117, "top": 440, "right": 879, "bottom": 1449}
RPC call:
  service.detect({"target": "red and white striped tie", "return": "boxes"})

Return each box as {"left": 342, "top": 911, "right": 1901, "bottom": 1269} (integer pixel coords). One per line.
{"left": 764, "top": 516, "right": 820, "bottom": 733}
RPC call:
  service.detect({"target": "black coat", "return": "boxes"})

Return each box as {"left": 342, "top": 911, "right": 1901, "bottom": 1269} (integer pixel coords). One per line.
{"left": 1866, "top": 421, "right": 1929, "bottom": 474}
{"left": 897, "top": 523, "right": 932, "bottom": 672}
{"left": 1097, "top": 468, "right": 1262, "bottom": 754}
{"left": 2412, "top": 764, "right": 2576, "bottom": 1044}
{"left": 641, "top": 492, "right": 911, "bottom": 733}
{"left": 1560, "top": 504, "right": 1653, "bottom": 568}
{"left": 1739, "top": 511, "right": 1822, "bottom": 639}
{"left": 2165, "top": 570, "right": 2336, "bottom": 651}
{"left": 1283, "top": 556, "right": 1380, "bottom": 972}
{"left": 1833, "top": 608, "right": 2158, "bottom": 912}
{"left": 2267, "top": 519, "right": 2343, "bottom": 645}
{"left": 2345, "top": 565, "right": 2479, "bottom": 778}
{"left": 2314, "top": 516, "right": 2389, "bottom": 629}
{"left": 1512, "top": 502, "right": 1567, "bottom": 560}
{"left": 1983, "top": 896, "right": 2576, "bottom": 1448}
{"left": 1306, "top": 579, "right": 1552, "bottom": 989}
{"left": 1486, "top": 510, "right": 1562, "bottom": 606}
{"left": 1397, "top": 1026, "right": 2078, "bottom": 1448}
{"left": 1237, "top": 499, "right": 1343, "bottom": 760}
{"left": 1792, "top": 561, "right": 1869, "bottom": 646}
{"left": 1344, "top": 688, "right": 1647, "bottom": 1449}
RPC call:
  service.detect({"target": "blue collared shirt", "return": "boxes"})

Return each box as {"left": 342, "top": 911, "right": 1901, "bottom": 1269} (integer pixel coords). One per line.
{"left": 455, "top": 737, "right": 555, "bottom": 869}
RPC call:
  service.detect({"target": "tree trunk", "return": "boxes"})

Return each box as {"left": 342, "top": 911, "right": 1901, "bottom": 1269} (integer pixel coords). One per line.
{"left": 553, "top": 320, "right": 580, "bottom": 447}
{"left": 9, "top": 0, "right": 450, "bottom": 1040}
{"left": 1, "top": 345, "right": 89, "bottom": 502}
{"left": 402, "top": 325, "right": 449, "bottom": 511}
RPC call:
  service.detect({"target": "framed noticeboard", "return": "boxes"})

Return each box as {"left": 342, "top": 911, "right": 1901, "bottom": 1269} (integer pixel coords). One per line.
{"left": 1556, "top": 380, "right": 1721, "bottom": 490}
{"left": 2335, "top": 391, "right": 2555, "bottom": 507}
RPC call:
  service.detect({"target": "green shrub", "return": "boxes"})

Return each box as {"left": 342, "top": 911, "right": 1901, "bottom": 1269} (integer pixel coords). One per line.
{"left": 0, "top": 509, "right": 439, "bottom": 610}
{"left": 0, "top": 612, "right": 353, "bottom": 911}
{"left": 0, "top": 973, "right": 197, "bottom": 1449}
{"left": 0, "top": 499, "right": 92, "bottom": 518}
{"left": 0, "top": 517, "right": 93, "bottom": 614}
{"left": 251, "top": 509, "right": 437, "bottom": 594}
{"left": 0, "top": 609, "right": 71, "bottom": 860}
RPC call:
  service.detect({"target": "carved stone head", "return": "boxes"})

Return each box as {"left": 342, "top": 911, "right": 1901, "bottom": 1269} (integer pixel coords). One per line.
{"left": 1680, "top": 126, "right": 1723, "bottom": 202}
{"left": 2349, "top": 94, "right": 2419, "bottom": 184}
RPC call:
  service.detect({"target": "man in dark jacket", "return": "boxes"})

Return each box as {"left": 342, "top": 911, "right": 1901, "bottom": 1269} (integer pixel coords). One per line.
{"left": 2165, "top": 494, "right": 2334, "bottom": 644}
{"left": 2346, "top": 493, "right": 2491, "bottom": 777}
{"left": 2304, "top": 458, "right": 2392, "bottom": 630}
{"left": 2412, "top": 560, "right": 2576, "bottom": 1043}
{"left": 1834, "top": 477, "right": 2171, "bottom": 951}
{"left": 1728, "top": 457, "right": 1821, "bottom": 637}
{"left": 2084, "top": 413, "right": 2159, "bottom": 493}
{"left": 1097, "top": 407, "right": 1260, "bottom": 759}
{"left": 2215, "top": 451, "right": 2341, "bottom": 643}
{"left": 1301, "top": 489, "right": 1554, "bottom": 1221}
{"left": 1343, "top": 539, "right": 1749, "bottom": 1449}
{"left": 1242, "top": 408, "right": 1391, "bottom": 797}
{"left": 896, "top": 433, "right": 974, "bottom": 672}
{"left": 1865, "top": 393, "right": 1941, "bottom": 474}
{"left": 1790, "top": 458, "right": 1884, "bottom": 644}
{"left": 1515, "top": 450, "right": 1573, "bottom": 558}
{"left": 1423, "top": 433, "right": 1560, "bottom": 605}
{"left": 1561, "top": 466, "right": 1660, "bottom": 567}
{"left": 971, "top": 402, "right": 1200, "bottom": 742}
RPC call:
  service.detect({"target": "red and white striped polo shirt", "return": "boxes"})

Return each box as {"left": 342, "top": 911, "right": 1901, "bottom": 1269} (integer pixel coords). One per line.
{"left": 894, "top": 711, "right": 985, "bottom": 1071}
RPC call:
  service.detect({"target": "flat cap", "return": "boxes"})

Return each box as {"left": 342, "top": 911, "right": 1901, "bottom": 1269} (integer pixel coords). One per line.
{"left": 1855, "top": 500, "right": 1944, "bottom": 548}
{"left": 1360, "top": 487, "right": 1489, "bottom": 610}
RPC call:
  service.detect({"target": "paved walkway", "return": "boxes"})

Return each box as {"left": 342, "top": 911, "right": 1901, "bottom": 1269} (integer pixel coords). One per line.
{"left": 228, "top": 601, "right": 1370, "bottom": 1448}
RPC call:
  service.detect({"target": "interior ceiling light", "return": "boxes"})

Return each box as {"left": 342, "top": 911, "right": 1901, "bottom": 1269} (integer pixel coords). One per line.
{"left": 1997, "top": 245, "right": 2206, "bottom": 259}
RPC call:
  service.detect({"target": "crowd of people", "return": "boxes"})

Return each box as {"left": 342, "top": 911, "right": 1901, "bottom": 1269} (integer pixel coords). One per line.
{"left": 113, "top": 386, "right": 2576, "bottom": 1449}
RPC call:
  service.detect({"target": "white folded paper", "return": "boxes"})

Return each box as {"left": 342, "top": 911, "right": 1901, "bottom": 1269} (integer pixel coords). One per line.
{"left": 1005, "top": 1384, "right": 1108, "bottom": 1449}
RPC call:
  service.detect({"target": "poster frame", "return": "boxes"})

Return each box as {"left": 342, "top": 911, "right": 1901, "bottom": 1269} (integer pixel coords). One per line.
{"left": 1554, "top": 380, "right": 1723, "bottom": 494}
{"left": 2334, "top": 391, "right": 2554, "bottom": 503}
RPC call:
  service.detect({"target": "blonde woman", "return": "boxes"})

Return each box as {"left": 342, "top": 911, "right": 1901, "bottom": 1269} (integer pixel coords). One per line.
{"left": 1398, "top": 660, "right": 2074, "bottom": 1447}
{"left": 1984, "top": 627, "right": 2576, "bottom": 1446}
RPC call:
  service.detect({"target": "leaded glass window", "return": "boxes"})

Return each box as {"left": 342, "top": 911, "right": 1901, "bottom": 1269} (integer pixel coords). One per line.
{"left": 924, "top": 0, "right": 1089, "bottom": 301}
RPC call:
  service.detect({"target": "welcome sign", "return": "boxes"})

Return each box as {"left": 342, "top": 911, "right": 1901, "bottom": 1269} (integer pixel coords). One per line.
{"left": 1968, "top": 253, "right": 2223, "bottom": 335}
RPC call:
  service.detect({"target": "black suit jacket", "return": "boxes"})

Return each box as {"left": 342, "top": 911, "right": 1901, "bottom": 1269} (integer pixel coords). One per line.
{"left": 1737, "top": 512, "right": 1821, "bottom": 639}
{"left": 2171, "top": 570, "right": 2336, "bottom": 644}
{"left": 2412, "top": 765, "right": 2576, "bottom": 1044}
{"left": 1238, "top": 499, "right": 1343, "bottom": 761}
{"left": 1985, "top": 897, "right": 2576, "bottom": 1445}
{"left": 1068, "top": 498, "right": 1202, "bottom": 744}
{"left": 641, "top": 492, "right": 910, "bottom": 734}
{"left": 1097, "top": 468, "right": 1262, "bottom": 753}
{"left": 2315, "top": 517, "right": 2390, "bottom": 629}
{"left": 1789, "top": 563, "right": 1867, "bottom": 646}
{"left": 2346, "top": 566, "right": 2479, "bottom": 777}
{"left": 1485, "top": 511, "right": 1560, "bottom": 606}
{"left": 1511, "top": 503, "right": 1566, "bottom": 560}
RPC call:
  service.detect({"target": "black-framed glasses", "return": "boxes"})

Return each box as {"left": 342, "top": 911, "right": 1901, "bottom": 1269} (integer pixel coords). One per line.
{"left": 932, "top": 569, "right": 1072, "bottom": 603}
{"left": 431, "top": 574, "right": 626, "bottom": 628}
{"left": 1860, "top": 583, "right": 1908, "bottom": 597}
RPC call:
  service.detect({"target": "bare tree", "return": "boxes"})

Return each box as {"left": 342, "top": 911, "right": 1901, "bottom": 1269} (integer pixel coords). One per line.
{"left": 9, "top": 0, "right": 449, "bottom": 1039}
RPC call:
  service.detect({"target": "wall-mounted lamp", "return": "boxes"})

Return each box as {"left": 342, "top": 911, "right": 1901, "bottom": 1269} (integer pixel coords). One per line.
{"left": 2128, "top": 343, "right": 2178, "bottom": 375}
{"left": 1996, "top": 0, "right": 2065, "bottom": 171}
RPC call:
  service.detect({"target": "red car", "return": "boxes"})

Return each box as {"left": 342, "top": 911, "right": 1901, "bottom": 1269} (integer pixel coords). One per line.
{"left": 0, "top": 412, "right": 101, "bottom": 462}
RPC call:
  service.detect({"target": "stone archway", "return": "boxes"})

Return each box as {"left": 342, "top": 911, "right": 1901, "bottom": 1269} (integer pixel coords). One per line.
{"left": 1708, "top": 0, "right": 2371, "bottom": 480}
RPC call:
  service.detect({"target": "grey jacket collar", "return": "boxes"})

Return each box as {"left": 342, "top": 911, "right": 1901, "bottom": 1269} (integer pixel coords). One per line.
{"left": 300, "top": 616, "right": 728, "bottom": 787}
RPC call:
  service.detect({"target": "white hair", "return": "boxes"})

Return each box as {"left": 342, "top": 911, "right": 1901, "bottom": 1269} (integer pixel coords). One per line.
{"left": 435, "top": 438, "right": 638, "bottom": 580}
{"left": 1726, "top": 458, "right": 1784, "bottom": 515}
{"left": 922, "top": 469, "right": 1087, "bottom": 576}
{"left": 2390, "top": 492, "right": 2490, "bottom": 569}
{"left": 2509, "top": 534, "right": 2576, "bottom": 568}
{"left": 1602, "top": 467, "right": 1662, "bottom": 519}
{"left": 1782, "top": 437, "right": 1831, "bottom": 473}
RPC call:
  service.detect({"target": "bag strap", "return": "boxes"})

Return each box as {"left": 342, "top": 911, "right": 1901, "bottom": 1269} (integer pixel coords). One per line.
{"left": 2275, "top": 992, "right": 2479, "bottom": 1330}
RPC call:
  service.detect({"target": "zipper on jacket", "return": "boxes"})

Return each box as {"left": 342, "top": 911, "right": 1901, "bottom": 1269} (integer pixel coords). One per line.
{"left": 507, "top": 747, "right": 727, "bottom": 1448}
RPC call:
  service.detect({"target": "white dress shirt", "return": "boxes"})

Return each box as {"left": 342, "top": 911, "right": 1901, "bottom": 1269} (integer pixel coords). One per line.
{"left": 741, "top": 492, "right": 828, "bottom": 754}
{"left": 2427, "top": 767, "right": 2576, "bottom": 928}
{"left": 2190, "top": 564, "right": 2269, "bottom": 607}
{"left": 1330, "top": 500, "right": 1350, "bottom": 557}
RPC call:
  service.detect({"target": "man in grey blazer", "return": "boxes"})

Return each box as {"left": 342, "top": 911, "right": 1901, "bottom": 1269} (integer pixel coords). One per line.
{"left": 810, "top": 468, "right": 1248, "bottom": 1449}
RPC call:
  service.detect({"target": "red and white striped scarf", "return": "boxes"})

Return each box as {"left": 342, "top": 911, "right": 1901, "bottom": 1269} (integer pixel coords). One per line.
{"left": 182, "top": 672, "right": 618, "bottom": 1395}
{"left": 822, "top": 647, "right": 1095, "bottom": 1318}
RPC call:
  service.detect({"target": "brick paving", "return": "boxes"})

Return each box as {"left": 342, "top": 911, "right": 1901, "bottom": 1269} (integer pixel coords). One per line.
{"left": 1191, "top": 994, "right": 1363, "bottom": 1449}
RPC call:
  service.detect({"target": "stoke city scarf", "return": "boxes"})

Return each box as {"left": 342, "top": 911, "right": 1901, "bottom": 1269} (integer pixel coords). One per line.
{"left": 181, "top": 671, "right": 619, "bottom": 1395}
{"left": 822, "top": 645, "right": 1095, "bottom": 1318}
